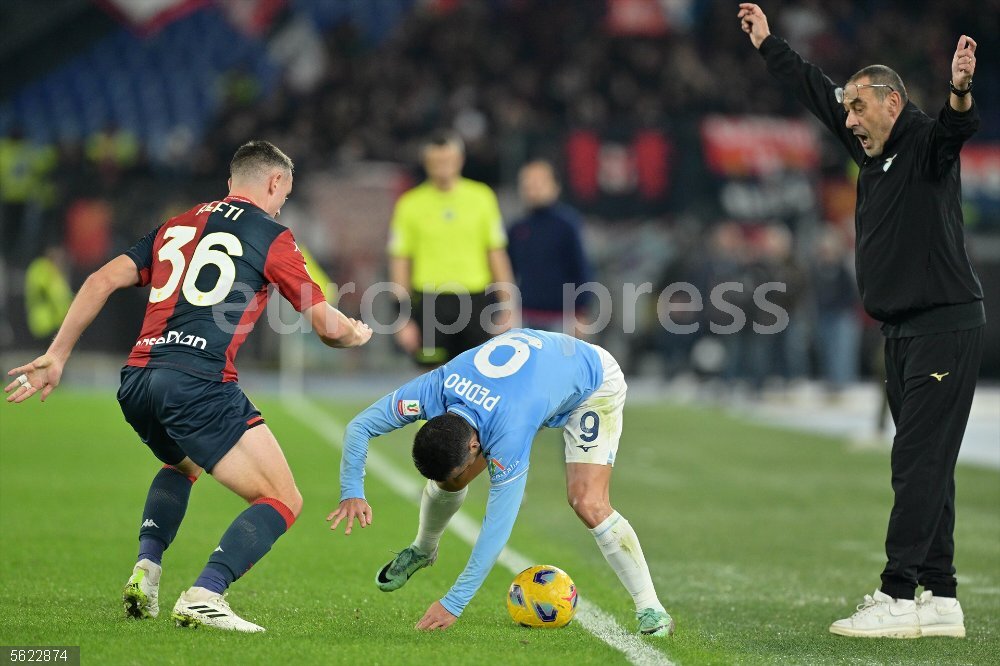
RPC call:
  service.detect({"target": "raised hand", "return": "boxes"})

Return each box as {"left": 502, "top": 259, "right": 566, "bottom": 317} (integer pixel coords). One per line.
{"left": 951, "top": 35, "right": 977, "bottom": 90}
{"left": 738, "top": 3, "right": 771, "bottom": 50}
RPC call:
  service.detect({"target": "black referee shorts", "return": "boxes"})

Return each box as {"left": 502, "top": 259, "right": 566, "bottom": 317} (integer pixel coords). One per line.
{"left": 411, "top": 291, "right": 495, "bottom": 366}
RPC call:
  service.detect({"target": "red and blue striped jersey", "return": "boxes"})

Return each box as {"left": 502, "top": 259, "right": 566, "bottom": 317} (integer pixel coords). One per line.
{"left": 124, "top": 195, "right": 326, "bottom": 382}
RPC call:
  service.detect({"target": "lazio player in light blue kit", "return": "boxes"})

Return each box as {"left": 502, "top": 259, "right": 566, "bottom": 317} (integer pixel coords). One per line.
{"left": 328, "top": 329, "right": 674, "bottom": 636}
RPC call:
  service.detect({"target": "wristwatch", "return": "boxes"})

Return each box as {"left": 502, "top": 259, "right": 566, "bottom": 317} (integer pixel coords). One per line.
{"left": 949, "top": 79, "right": 973, "bottom": 97}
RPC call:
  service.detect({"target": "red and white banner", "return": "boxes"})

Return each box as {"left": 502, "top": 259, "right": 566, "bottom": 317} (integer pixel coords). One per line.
{"left": 605, "top": 0, "right": 696, "bottom": 35}
{"left": 97, "top": 0, "right": 288, "bottom": 36}
{"left": 218, "top": 0, "right": 288, "bottom": 36}
{"left": 606, "top": 0, "right": 670, "bottom": 36}
{"left": 95, "top": 0, "right": 209, "bottom": 34}
{"left": 564, "top": 129, "right": 674, "bottom": 216}
{"left": 701, "top": 115, "right": 820, "bottom": 177}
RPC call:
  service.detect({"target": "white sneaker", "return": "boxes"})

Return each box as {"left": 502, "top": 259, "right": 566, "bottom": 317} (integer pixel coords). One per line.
{"left": 123, "top": 559, "right": 161, "bottom": 619}
{"left": 829, "top": 590, "right": 920, "bottom": 638}
{"left": 917, "top": 591, "right": 965, "bottom": 638}
{"left": 171, "top": 586, "right": 265, "bottom": 633}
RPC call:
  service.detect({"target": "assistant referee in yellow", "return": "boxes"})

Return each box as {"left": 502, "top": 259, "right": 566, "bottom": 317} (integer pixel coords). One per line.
{"left": 389, "top": 132, "right": 516, "bottom": 366}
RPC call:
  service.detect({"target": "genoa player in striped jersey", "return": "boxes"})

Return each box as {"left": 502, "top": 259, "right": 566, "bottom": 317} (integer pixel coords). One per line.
{"left": 5, "top": 141, "right": 372, "bottom": 632}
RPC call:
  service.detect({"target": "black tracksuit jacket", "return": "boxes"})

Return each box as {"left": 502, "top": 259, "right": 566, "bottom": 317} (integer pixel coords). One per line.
{"left": 759, "top": 36, "right": 985, "bottom": 337}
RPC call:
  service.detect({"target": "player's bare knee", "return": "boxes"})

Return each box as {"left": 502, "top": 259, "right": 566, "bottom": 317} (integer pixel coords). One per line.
{"left": 282, "top": 487, "right": 303, "bottom": 518}
{"left": 568, "top": 493, "right": 609, "bottom": 527}
{"left": 248, "top": 489, "right": 301, "bottom": 531}
{"left": 261, "top": 488, "right": 302, "bottom": 518}
{"left": 246, "top": 483, "right": 301, "bottom": 518}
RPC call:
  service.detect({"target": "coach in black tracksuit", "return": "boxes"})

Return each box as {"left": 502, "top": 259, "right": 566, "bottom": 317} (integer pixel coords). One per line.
{"left": 738, "top": 3, "right": 984, "bottom": 634}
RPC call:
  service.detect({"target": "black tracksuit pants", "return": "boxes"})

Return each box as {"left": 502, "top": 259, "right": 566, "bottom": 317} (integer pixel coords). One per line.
{"left": 880, "top": 326, "right": 984, "bottom": 600}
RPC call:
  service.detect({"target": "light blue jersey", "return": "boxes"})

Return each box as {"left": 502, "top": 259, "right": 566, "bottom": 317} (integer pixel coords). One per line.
{"left": 339, "top": 329, "right": 603, "bottom": 616}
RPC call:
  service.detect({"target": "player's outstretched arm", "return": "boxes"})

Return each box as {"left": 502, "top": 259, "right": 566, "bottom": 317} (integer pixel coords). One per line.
{"left": 738, "top": 3, "right": 771, "bottom": 49}
{"left": 305, "top": 302, "right": 373, "bottom": 348}
{"left": 418, "top": 472, "right": 528, "bottom": 630}
{"left": 329, "top": 394, "right": 415, "bottom": 534}
{"left": 5, "top": 255, "right": 139, "bottom": 404}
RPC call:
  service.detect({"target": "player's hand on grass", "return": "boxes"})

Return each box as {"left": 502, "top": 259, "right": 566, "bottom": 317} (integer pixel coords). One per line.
{"left": 415, "top": 600, "right": 458, "bottom": 630}
{"left": 5, "top": 354, "right": 63, "bottom": 404}
{"left": 738, "top": 3, "right": 771, "bottom": 49}
{"left": 326, "top": 498, "right": 372, "bottom": 534}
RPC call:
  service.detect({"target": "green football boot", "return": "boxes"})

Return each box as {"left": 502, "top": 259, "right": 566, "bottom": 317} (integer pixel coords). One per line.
{"left": 375, "top": 545, "right": 437, "bottom": 592}
{"left": 637, "top": 608, "right": 675, "bottom": 636}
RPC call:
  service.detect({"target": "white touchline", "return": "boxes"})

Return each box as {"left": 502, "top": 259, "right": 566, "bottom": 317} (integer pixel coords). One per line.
{"left": 286, "top": 397, "right": 676, "bottom": 666}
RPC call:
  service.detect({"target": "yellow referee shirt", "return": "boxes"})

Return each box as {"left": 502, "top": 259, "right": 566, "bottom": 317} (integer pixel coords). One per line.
{"left": 388, "top": 178, "right": 507, "bottom": 293}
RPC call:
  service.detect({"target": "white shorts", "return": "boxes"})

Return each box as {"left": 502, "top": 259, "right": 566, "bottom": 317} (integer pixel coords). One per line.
{"left": 563, "top": 344, "right": 626, "bottom": 466}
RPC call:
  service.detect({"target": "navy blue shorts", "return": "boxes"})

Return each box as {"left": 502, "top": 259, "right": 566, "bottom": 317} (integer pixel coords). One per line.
{"left": 117, "top": 366, "right": 264, "bottom": 472}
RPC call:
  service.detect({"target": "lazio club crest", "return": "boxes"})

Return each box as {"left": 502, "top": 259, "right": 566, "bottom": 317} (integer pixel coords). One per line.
{"left": 487, "top": 457, "right": 506, "bottom": 477}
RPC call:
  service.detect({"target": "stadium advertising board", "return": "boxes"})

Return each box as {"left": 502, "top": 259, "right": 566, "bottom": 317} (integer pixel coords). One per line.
{"left": 700, "top": 115, "right": 820, "bottom": 220}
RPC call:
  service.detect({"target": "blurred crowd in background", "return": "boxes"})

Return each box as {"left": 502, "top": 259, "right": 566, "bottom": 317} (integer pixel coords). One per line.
{"left": 2, "top": 0, "right": 998, "bottom": 389}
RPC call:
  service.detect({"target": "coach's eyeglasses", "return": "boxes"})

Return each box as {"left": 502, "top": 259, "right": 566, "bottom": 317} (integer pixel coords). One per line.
{"left": 835, "top": 83, "right": 895, "bottom": 104}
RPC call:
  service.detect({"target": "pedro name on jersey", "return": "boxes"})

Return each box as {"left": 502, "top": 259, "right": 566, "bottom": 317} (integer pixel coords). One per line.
{"left": 391, "top": 329, "right": 604, "bottom": 484}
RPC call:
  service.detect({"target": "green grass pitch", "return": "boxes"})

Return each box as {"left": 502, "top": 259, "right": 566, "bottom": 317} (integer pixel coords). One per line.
{"left": 1, "top": 390, "right": 997, "bottom": 665}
